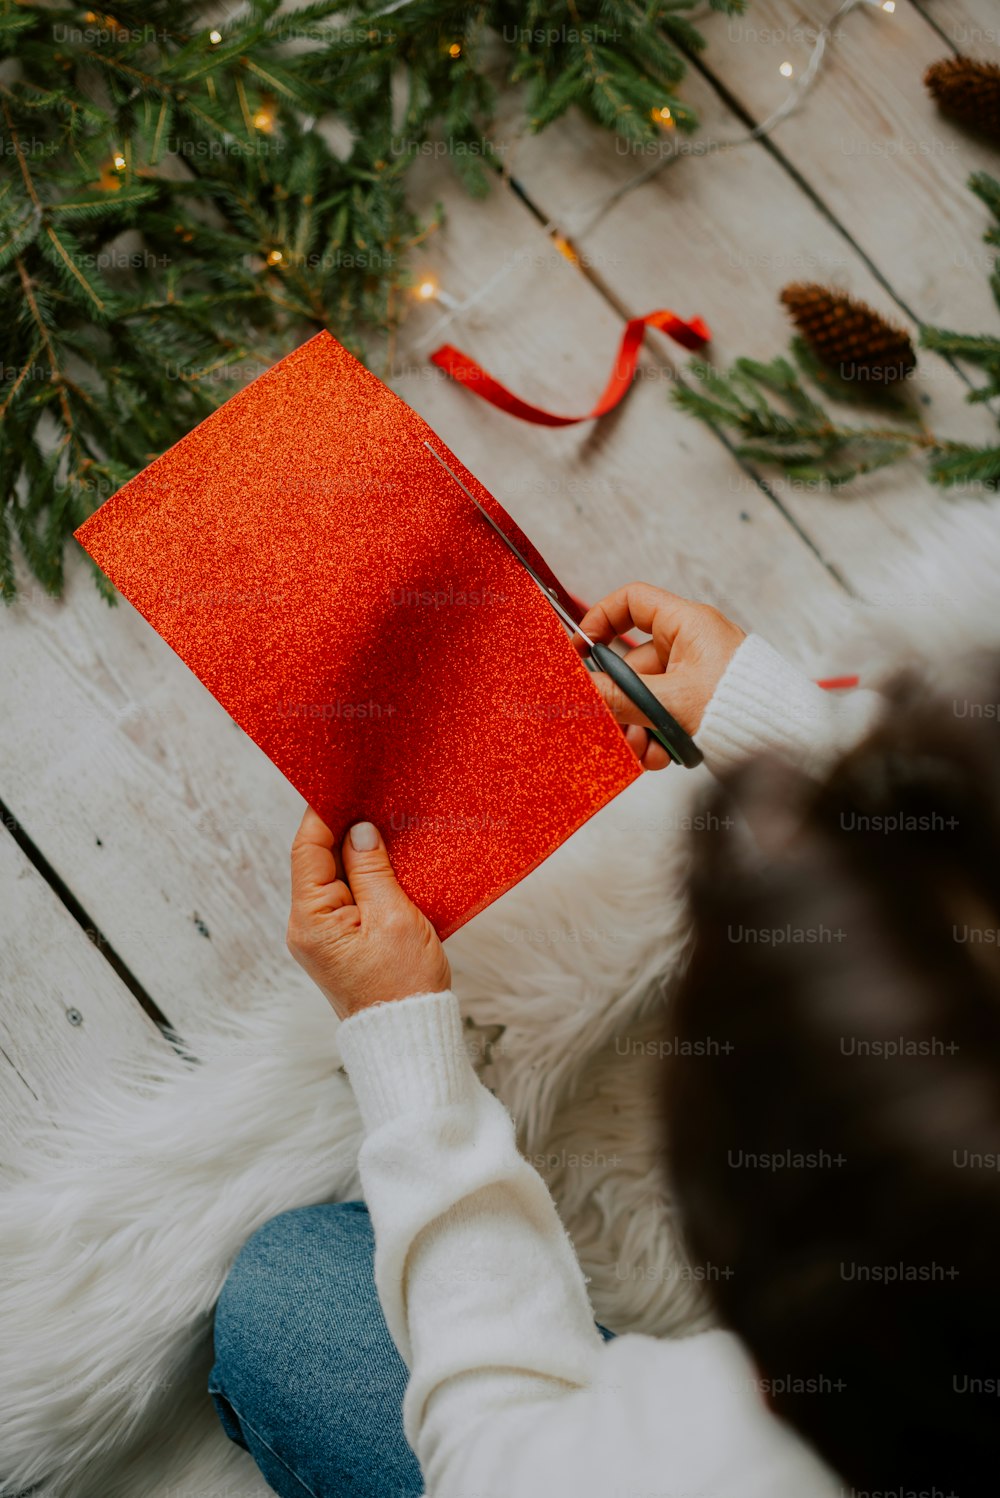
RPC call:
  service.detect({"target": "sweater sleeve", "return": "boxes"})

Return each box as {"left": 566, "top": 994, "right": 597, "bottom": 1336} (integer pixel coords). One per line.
{"left": 334, "top": 636, "right": 880, "bottom": 1496}
{"left": 696, "top": 633, "right": 884, "bottom": 777}
{"left": 337, "top": 987, "right": 606, "bottom": 1490}
{"left": 338, "top": 989, "right": 838, "bottom": 1498}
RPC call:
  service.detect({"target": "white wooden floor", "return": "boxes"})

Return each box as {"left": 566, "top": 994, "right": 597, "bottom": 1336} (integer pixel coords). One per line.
{"left": 2, "top": 0, "right": 997, "bottom": 1198}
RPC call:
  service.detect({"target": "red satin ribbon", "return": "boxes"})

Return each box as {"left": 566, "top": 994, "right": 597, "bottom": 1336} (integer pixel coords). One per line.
{"left": 430, "top": 308, "right": 711, "bottom": 427}
{"left": 432, "top": 327, "right": 862, "bottom": 691}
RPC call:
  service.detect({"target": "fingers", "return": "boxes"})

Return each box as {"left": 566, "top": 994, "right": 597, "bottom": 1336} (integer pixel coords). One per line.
{"left": 291, "top": 806, "right": 353, "bottom": 913}
{"left": 590, "top": 666, "right": 679, "bottom": 728}
{"left": 623, "top": 724, "right": 672, "bottom": 772}
{"left": 641, "top": 737, "right": 672, "bottom": 772}
{"left": 340, "top": 821, "right": 407, "bottom": 917}
{"left": 621, "top": 640, "right": 664, "bottom": 677}
{"left": 594, "top": 669, "right": 681, "bottom": 770}
{"left": 291, "top": 811, "right": 411, "bottom": 924}
{"left": 579, "top": 583, "right": 693, "bottom": 654}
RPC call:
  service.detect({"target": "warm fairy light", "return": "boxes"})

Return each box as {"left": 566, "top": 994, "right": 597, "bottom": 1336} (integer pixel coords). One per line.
{"left": 266, "top": 249, "right": 284, "bottom": 266}
{"left": 551, "top": 233, "right": 579, "bottom": 265}
{"left": 448, "top": 41, "right": 462, "bottom": 58}
{"left": 113, "top": 153, "right": 126, "bottom": 170}
{"left": 253, "top": 109, "right": 274, "bottom": 132}
{"left": 87, "top": 9, "right": 124, "bottom": 30}
{"left": 779, "top": 60, "right": 794, "bottom": 77}
{"left": 652, "top": 105, "right": 674, "bottom": 126}
{"left": 413, "top": 276, "right": 459, "bottom": 310}
{"left": 209, "top": 28, "right": 222, "bottom": 43}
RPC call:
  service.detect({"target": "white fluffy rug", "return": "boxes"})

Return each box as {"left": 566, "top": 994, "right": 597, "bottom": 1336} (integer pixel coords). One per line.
{"left": 3, "top": 502, "right": 999, "bottom": 1498}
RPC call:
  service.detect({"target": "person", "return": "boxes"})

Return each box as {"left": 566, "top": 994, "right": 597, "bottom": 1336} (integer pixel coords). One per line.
{"left": 208, "top": 583, "right": 999, "bottom": 1498}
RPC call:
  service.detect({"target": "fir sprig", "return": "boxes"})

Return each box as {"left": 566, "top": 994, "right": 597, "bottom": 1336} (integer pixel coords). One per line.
{"left": 674, "top": 172, "right": 1000, "bottom": 494}
{"left": 2, "top": 0, "right": 740, "bottom": 600}
{"left": 673, "top": 352, "right": 939, "bottom": 488}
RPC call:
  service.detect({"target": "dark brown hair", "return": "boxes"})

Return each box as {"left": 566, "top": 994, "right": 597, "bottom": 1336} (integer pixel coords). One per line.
{"left": 668, "top": 666, "right": 1000, "bottom": 1496}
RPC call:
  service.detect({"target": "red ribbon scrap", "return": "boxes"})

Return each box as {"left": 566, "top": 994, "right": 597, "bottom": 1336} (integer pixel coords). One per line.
{"left": 430, "top": 308, "right": 711, "bottom": 428}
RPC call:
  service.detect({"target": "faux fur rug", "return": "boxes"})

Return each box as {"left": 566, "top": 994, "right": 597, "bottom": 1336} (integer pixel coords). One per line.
{"left": 3, "top": 502, "right": 999, "bottom": 1498}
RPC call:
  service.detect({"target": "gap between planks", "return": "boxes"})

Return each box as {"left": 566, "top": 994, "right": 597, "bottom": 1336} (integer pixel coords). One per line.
{"left": 0, "top": 816, "right": 168, "bottom": 1168}
{"left": 1, "top": 791, "right": 173, "bottom": 1034}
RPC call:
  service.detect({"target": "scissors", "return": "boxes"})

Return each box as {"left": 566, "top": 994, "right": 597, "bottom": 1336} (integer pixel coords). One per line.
{"left": 424, "top": 442, "right": 703, "bottom": 769}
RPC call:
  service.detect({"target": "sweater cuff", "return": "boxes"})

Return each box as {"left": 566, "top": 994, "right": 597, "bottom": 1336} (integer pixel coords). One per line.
{"left": 338, "top": 989, "right": 475, "bottom": 1132}
{"left": 697, "top": 633, "right": 842, "bottom": 777}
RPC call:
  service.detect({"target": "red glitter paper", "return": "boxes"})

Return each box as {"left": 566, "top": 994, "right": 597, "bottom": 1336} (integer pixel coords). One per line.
{"left": 75, "top": 331, "right": 641, "bottom": 938}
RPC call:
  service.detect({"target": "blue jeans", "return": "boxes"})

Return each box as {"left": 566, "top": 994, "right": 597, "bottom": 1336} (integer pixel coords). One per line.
{"left": 210, "top": 1200, "right": 614, "bottom": 1498}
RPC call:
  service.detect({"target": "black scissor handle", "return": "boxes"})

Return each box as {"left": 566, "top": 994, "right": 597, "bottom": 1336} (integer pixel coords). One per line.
{"left": 590, "top": 641, "right": 703, "bottom": 769}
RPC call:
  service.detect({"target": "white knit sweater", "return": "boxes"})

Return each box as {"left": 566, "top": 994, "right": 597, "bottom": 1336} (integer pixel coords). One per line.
{"left": 338, "top": 635, "right": 883, "bottom": 1498}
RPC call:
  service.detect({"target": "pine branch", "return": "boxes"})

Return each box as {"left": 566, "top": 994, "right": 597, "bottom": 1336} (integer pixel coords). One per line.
{"left": 920, "top": 171, "right": 1000, "bottom": 404}
{"left": 673, "top": 357, "right": 946, "bottom": 489}
{"left": 675, "top": 171, "right": 1000, "bottom": 496}
{"left": 928, "top": 444, "right": 1000, "bottom": 488}
{"left": 970, "top": 171, "right": 1000, "bottom": 229}
{"left": 1, "top": 0, "right": 745, "bottom": 599}
{"left": 919, "top": 327, "right": 1000, "bottom": 367}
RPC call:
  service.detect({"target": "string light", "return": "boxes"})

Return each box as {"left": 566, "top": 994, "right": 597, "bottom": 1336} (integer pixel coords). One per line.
{"left": 266, "top": 249, "right": 284, "bottom": 266}
{"left": 551, "top": 233, "right": 579, "bottom": 265}
{"left": 448, "top": 41, "right": 462, "bottom": 58}
{"left": 253, "top": 108, "right": 274, "bottom": 133}
{"left": 209, "top": 28, "right": 222, "bottom": 44}
{"left": 113, "top": 152, "right": 126, "bottom": 170}
{"left": 413, "top": 275, "right": 459, "bottom": 310}
{"left": 409, "top": 0, "right": 896, "bottom": 352}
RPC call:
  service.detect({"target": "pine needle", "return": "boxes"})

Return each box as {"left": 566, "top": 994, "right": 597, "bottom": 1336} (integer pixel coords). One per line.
{"left": 0, "top": 0, "right": 925, "bottom": 596}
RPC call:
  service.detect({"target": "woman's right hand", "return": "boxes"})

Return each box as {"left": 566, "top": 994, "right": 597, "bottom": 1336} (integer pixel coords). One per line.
{"left": 577, "top": 583, "right": 746, "bottom": 771}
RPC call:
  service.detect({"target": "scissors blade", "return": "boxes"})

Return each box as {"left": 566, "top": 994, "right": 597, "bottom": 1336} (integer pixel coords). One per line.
{"left": 423, "top": 441, "right": 594, "bottom": 647}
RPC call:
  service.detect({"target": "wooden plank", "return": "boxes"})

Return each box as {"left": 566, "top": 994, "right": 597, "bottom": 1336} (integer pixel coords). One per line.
{"left": 498, "top": 65, "right": 998, "bottom": 602}
{"left": 696, "top": 0, "right": 1000, "bottom": 330}
{"left": 911, "top": 0, "right": 1000, "bottom": 57}
{"left": 0, "top": 818, "right": 164, "bottom": 1164}
{"left": 0, "top": 165, "right": 855, "bottom": 1031}
{"left": 0, "top": 565, "right": 322, "bottom": 1032}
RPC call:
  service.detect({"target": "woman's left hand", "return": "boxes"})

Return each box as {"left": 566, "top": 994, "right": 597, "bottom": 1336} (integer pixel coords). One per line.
{"left": 287, "top": 809, "right": 451, "bottom": 1020}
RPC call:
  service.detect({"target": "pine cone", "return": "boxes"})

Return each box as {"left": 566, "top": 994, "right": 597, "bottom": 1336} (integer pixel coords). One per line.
{"left": 780, "top": 283, "right": 917, "bottom": 385}
{"left": 925, "top": 56, "right": 1000, "bottom": 143}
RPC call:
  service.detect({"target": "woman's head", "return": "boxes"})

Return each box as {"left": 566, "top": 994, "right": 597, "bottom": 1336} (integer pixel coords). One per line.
{"left": 668, "top": 666, "right": 1000, "bottom": 1496}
